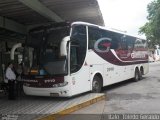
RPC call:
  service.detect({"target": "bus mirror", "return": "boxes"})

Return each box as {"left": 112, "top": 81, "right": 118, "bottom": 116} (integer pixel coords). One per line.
{"left": 11, "top": 43, "right": 22, "bottom": 60}
{"left": 60, "top": 36, "right": 70, "bottom": 56}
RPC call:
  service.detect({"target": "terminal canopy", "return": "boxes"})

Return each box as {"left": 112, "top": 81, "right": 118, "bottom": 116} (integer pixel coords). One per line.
{"left": 0, "top": 0, "right": 104, "bottom": 42}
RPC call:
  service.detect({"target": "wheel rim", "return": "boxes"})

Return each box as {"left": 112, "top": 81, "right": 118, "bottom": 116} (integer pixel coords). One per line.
{"left": 92, "top": 80, "right": 100, "bottom": 92}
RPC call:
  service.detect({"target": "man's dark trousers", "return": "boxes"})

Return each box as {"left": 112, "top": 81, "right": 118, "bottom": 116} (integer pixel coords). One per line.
{"left": 8, "top": 80, "right": 15, "bottom": 100}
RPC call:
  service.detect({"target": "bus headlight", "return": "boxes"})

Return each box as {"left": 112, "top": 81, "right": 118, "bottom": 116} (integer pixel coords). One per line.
{"left": 52, "top": 82, "right": 68, "bottom": 88}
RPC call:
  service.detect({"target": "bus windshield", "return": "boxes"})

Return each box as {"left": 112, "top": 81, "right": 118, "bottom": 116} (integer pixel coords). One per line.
{"left": 24, "top": 23, "right": 70, "bottom": 76}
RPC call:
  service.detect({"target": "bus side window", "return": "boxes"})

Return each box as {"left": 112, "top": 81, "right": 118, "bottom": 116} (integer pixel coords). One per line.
{"left": 110, "top": 32, "right": 122, "bottom": 50}
{"left": 110, "top": 37, "right": 120, "bottom": 50}
{"left": 71, "top": 25, "right": 87, "bottom": 73}
{"left": 121, "top": 35, "right": 128, "bottom": 50}
{"left": 70, "top": 45, "right": 78, "bottom": 73}
{"left": 134, "top": 38, "right": 144, "bottom": 50}
{"left": 126, "top": 36, "right": 135, "bottom": 50}
{"left": 88, "top": 27, "right": 101, "bottom": 49}
{"left": 101, "top": 30, "right": 113, "bottom": 49}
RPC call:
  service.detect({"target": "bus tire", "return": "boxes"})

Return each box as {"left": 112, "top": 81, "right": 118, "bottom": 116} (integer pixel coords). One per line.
{"left": 139, "top": 67, "right": 143, "bottom": 80}
{"left": 92, "top": 76, "right": 102, "bottom": 93}
{"left": 133, "top": 68, "right": 140, "bottom": 82}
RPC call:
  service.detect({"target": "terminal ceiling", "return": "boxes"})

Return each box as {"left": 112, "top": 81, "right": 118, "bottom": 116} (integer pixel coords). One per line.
{"left": 0, "top": 0, "right": 104, "bottom": 43}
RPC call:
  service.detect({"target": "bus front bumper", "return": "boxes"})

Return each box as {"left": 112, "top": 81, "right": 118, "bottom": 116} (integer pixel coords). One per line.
{"left": 23, "top": 86, "right": 71, "bottom": 97}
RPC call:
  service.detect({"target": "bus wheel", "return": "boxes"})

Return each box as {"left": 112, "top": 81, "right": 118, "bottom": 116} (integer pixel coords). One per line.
{"left": 139, "top": 68, "right": 143, "bottom": 80}
{"left": 92, "top": 76, "right": 102, "bottom": 93}
{"left": 134, "top": 68, "right": 140, "bottom": 82}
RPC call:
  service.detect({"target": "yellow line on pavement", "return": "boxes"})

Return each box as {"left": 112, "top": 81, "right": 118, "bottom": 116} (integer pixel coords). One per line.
{"left": 37, "top": 94, "right": 105, "bottom": 120}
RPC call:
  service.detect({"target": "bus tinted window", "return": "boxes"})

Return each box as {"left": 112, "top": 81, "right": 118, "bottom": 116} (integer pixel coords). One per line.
{"left": 111, "top": 32, "right": 122, "bottom": 50}
{"left": 126, "top": 36, "right": 135, "bottom": 50}
{"left": 101, "top": 30, "right": 122, "bottom": 50}
{"left": 120, "top": 35, "right": 128, "bottom": 50}
{"left": 89, "top": 28, "right": 124, "bottom": 50}
{"left": 71, "top": 25, "right": 87, "bottom": 73}
{"left": 88, "top": 27, "right": 101, "bottom": 49}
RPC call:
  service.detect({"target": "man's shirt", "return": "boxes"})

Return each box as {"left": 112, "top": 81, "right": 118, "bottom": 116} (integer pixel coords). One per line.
{"left": 5, "top": 67, "right": 16, "bottom": 80}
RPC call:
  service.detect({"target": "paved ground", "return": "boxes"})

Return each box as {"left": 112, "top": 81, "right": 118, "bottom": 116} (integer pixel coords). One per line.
{"left": 60, "top": 62, "right": 160, "bottom": 120}
{"left": 1, "top": 62, "right": 159, "bottom": 120}
{"left": 0, "top": 92, "right": 104, "bottom": 120}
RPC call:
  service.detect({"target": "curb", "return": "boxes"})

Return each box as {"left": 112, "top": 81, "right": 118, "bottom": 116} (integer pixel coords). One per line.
{"left": 37, "top": 94, "right": 105, "bottom": 120}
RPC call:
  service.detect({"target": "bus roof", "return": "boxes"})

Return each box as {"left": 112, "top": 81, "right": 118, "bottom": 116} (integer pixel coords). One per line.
{"left": 29, "top": 21, "right": 146, "bottom": 40}
{"left": 72, "top": 21, "right": 146, "bottom": 40}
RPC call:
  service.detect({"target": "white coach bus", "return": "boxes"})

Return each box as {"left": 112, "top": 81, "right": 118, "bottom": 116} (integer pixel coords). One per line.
{"left": 23, "top": 21, "right": 149, "bottom": 97}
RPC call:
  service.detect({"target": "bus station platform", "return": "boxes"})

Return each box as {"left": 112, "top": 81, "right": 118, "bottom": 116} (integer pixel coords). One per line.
{"left": 0, "top": 93, "right": 105, "bottom": 120}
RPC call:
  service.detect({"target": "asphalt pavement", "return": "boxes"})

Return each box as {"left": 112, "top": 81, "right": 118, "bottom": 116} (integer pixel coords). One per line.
{"left": 59, "top": 62, "right": 160, "bottom": 120}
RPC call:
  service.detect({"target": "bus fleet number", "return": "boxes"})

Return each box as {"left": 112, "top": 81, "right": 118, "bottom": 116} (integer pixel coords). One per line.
{"left": 107, "top": 67, "right": 114, "bottom": 72}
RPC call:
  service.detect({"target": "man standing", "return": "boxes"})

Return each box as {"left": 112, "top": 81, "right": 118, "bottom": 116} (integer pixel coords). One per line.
{"left": 5, "top": 62, "right": 16, "bottom": 100}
